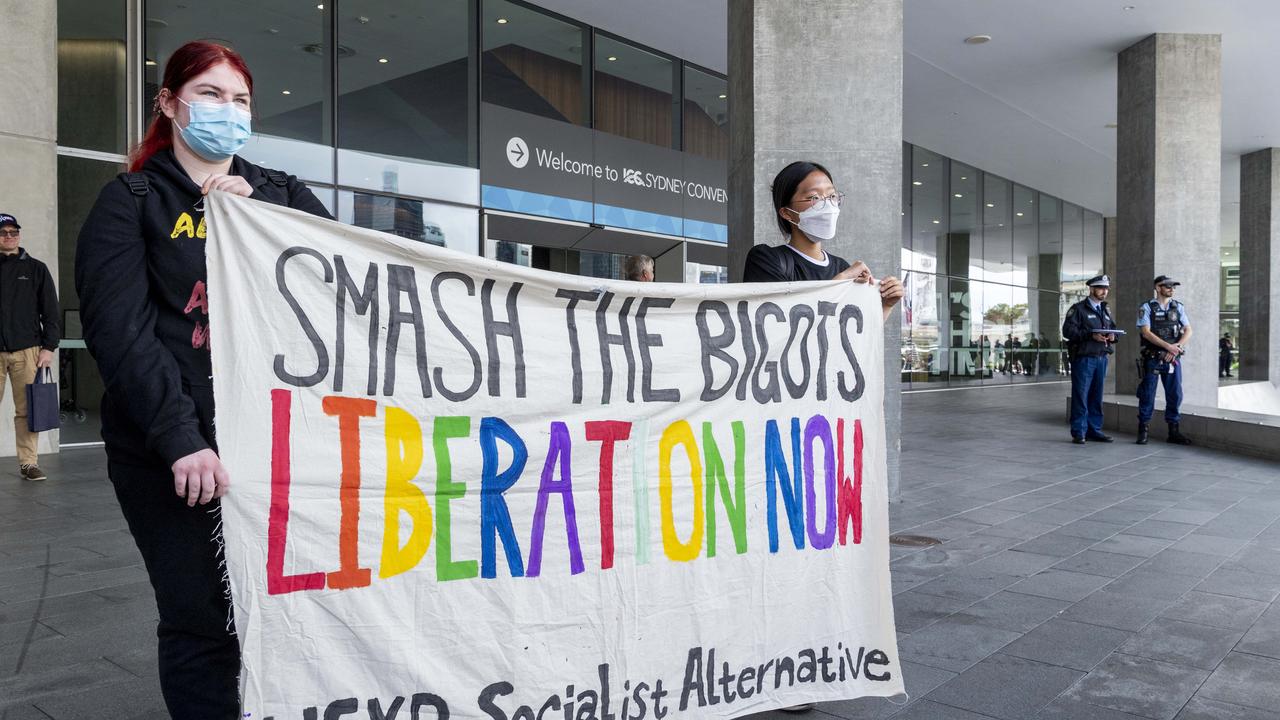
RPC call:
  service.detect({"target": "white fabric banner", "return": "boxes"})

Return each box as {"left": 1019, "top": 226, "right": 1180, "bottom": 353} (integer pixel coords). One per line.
{"left": 206, "top": 193, "right": 903, "bottom": 720}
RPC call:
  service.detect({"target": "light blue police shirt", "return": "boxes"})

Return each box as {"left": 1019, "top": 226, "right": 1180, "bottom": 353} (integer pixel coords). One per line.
{"left": 1136, "top": 299, "right": 1189, "bottom": 328}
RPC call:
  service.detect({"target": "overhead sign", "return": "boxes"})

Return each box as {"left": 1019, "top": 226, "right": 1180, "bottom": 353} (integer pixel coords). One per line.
{"left": 206, "top": 193, "right": 901, "bottom": 719}
{"left": 481, "top": 103, "right": 729, "bottom": 243}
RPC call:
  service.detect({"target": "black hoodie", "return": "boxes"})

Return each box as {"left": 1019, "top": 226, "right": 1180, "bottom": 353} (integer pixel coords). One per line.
{"left": 0, "top": 248, "right": 60, "bottom": 352}
{"left": 75, "top": 148, "right": 331, "bottom": 467}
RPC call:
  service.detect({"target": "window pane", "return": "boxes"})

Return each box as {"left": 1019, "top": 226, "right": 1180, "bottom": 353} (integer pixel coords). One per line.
{"left": 982, "top": 282, "right": 1014, "bottom": 384}
{"left": 338, "top": 190, "right": 479, "bottom": 257}
{"left": 308, "top": 185, "right": 337, "bottom": 217}
{"left": 1009, "top": 285, "right": 1033, "bottom": 382}
{"left": 1083, "top": 210, "right": 1104, "bottom": 279}
{"left": 1036, "top": 193, "right": 1062, "bottom": 293}
{"left": 982, "top": 175, "right": 1012, "bottom": 283}
{"left": 488, "top": 239, "right": 533, "bottom": 267}
{"left": 57, "top": 155, "right": 124, "bottom": 443}
{"left": 947, "top": 278, "right": 984, "bottom": 386}
{"left": 686, "top": 262, "right": 728, "bottom": 284}
{"left": 483, "top": 0, "right": 588, "bottom": 125}
{"left": 1012, "top": 184, "right": 1035, "bottom": 288}
{"left": 58, "top": 0, "right": 127, "bottom": 153}
{"left": 594, "top": 34, "right": 674, "bottom": 148}
{"left": 910, "top": 147, "right": 946, "bottom": 275}
{"left": 903, "top": 273, "right": 944, "bottom": 385}
{"left": 682, "top": 66, "right": 727, "bottom": 161}
{"left": 1061, "top": 201, "right": 1084, "bottom": 292}
{"left": 1037, "top": 290, "right": 1065, "bottom": 378}
{"left": 1059, "top": 288, "right": 1084, "bottom": 380}
{"left": 145, "top": 2, "right": 334, "bottom": 182}
{"left": 901, "top": 143, "right": 911, "bottom": 272}
{"left": 337, "top": 0, "right": 474, "bottom": 195}
{"left": 948, "top": 161, "right": 978, "bottom": 280}
{"left": 579, "top": 250, "right": 624, "bottom": 280}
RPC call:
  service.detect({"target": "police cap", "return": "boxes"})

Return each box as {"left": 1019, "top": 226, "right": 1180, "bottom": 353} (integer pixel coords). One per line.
{"left": 1153, "top": 275, "right": 1180, "bottom": 287}
{"left": 1086, "top": 274, "right": 1110, "bottom": 288}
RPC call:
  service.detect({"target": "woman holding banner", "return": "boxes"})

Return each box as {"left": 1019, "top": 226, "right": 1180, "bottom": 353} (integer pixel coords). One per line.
{"left": 75, "top": 41, "right": 331, "bottom": 719}
{"left": 743, "top": 160, "right": 904, "bottom": 318}
{"left": 743, "top": 162, "right": 903, "bottom": 713}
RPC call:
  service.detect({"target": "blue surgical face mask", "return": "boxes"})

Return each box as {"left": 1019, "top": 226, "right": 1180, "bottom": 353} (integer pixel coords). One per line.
{"left": 177, "top": 97, "right": 252, "bottom": 161}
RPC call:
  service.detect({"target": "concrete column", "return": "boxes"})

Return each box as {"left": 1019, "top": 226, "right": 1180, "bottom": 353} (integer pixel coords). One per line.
{"left": 1115, "top": 34, "right": 1221, "bottom": 408}
{"left": 1104, "top": 216, "right": 1118, "bottom": 281}
{"left": 728, "top": 1, "right": 904, "bottom": 498}
{"left": 0, "top": 0, "right": 60, "bottom": 459}
{"left": 1239, "top": 149, "right": 1280, "bottom": 381}
{"left": 1103, "top": 216, "right": 1118, "bottom": 393}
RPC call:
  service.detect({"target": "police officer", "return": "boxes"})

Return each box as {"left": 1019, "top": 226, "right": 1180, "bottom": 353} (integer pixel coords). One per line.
{"left": 1136, "top": 275, "right": 1192, "bottom": 445}
{"left": 1062, "top": 275, "right": 1116, "bottom": 444}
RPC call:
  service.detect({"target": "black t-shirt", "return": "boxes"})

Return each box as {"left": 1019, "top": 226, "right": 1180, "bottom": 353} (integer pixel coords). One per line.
{"left": 743, "top": 243, "right": 851, "bottom": 282}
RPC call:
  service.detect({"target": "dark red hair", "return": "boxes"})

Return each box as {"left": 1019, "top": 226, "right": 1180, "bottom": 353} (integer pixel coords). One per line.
{"left": 130, "top": 41, "right": 254, "bottom": 172}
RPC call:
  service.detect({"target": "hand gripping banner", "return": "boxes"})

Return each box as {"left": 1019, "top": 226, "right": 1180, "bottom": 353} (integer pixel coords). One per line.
{"left": 205, "top": 193, "right": 903, "bottom": 719}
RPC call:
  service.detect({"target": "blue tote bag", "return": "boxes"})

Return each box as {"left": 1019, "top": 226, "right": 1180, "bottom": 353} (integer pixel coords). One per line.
{"left": 26, "top": 367, "right": 60, "bottom": 432}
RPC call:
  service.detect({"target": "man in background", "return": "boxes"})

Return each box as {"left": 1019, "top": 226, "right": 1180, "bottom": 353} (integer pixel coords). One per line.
{"left": 1219, "top": 332, "right": 1234, "bottom": 378}
{"left": 0, "top": 213, "right": 60, "bottom": 481}
{"left": 624, "top": 254, "right": 655, "bottom": 282}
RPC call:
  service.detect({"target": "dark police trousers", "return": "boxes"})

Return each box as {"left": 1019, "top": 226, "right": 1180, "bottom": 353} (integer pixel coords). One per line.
{"left": 109, "top": 461, "right": 240, "bottom": 719}
{"left": 1137, "top": 357, "right": 1183, "bottom": 424}
{"left": 1070, "top": 354, "right": 1108, "bottom": 437}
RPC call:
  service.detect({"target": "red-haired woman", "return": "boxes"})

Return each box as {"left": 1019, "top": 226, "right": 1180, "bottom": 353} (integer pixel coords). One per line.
{"left": 75, "top": 41, "right": 330, "bottom": 718}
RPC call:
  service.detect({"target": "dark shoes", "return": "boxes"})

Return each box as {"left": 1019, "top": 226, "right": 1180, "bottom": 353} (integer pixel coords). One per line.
{"left": 1072, "top": 436, "right": 1086, "bottom": 444}
{"left": 1167, "top": 423, "right": 1192, "bottom": 445}
{"left": 1086, "top": 431, "right": 1114, "bottom": 443}
{"left": 1136, "top": 422, "right": 1149, "bottom": 445}
{"left": 20, "top": 464, "right": 46, "bottom": 481}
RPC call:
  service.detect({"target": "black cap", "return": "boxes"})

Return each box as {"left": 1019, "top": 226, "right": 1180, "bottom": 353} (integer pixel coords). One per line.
{"left": 1153, "top": 275, "right": 1180, "bottom": 287}
{"left": 0, "top": 213, "right": 19, "bottom": 229}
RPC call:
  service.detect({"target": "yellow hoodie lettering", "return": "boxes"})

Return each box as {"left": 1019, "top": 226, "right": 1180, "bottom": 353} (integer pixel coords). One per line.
{"left": 170, "top": 213, "right": 195, "bottom": 239}
{"left": 196, "top": 216, "right": 207, "bottom": 239}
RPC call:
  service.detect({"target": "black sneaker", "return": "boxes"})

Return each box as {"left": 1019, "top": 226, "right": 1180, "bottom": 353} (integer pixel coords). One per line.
{"left": 20, "top": 464, "right": 47, "bottom": 481}
{"left": 1086, "top": 432, "right": 1114, "bottom": 443}
{"left": 1071, "top": 436, "right": 1086, "bottom": 445}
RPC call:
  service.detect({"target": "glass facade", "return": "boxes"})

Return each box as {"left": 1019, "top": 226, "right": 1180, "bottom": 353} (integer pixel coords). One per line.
{"left": 57, "top": 0, "right": 1117, "bottom": 454}
{"left": 902, "top": 144, "right": 1105, "bottom": 389}
{"left": 137, "top": 0, "right": 725, "bottom": 271}
{"left": 483, "top": 0, "right": 589, "bottom": 126}
{"left": 56, "top": 0, "right": 130, "bottom": 444}
{"left": 594, "top": 33, "right": 676, "bottom": 149}
{"left": 58, "top": 0, "right": 128, "bottom": 154}
{"left": 682, "top": 65, "right": 728, "bottom": 161}
{"left": 336, "top": 0, "right": 475, "bottom": 200}
{"left": 146, "top": 0, "right": 336, "bottom": 184}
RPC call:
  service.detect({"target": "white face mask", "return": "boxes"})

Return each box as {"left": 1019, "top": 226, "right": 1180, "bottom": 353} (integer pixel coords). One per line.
{"left": 786, "top": 203, "right": 840, "bottom": 241}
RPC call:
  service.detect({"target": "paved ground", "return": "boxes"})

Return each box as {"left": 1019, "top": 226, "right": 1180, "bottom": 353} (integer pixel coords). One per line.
{"left": 1, "top": 382, "right": 1278, "bottom": 719}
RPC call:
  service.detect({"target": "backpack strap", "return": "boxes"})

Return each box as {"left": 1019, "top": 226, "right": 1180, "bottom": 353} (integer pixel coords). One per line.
{"left": 118, "top": 172, "right": 150, "bottom": 219}
{"left": 122, "top": 172, "right": 149, "bottom": 197}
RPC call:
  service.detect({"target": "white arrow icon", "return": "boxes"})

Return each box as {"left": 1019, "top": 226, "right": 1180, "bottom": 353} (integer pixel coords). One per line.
{"left": 506, "top": 137, "right": 529, "bottom": 168}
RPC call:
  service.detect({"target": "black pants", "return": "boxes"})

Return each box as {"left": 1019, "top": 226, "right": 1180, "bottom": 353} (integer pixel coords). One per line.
{"left": 109, "top": 461, "right": 239, "bottom": 719}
